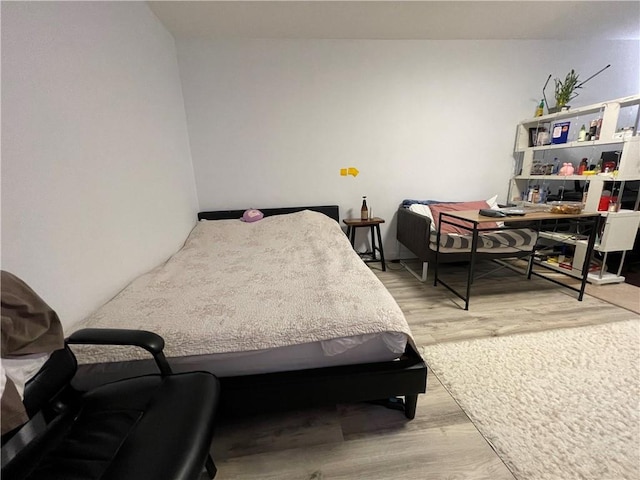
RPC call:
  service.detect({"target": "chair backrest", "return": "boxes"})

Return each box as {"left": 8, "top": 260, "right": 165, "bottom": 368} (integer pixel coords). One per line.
{"left": 2, "top": 346, "right": 77, "bottom": 447}
{"left": 1, "top": 347, "right": 78, "bottom": 478}
{"left": 1, "top": 270, "right": 67, "bottom": 438}
{"left": 22, "top": 345, "right": 78, "bottom": 419}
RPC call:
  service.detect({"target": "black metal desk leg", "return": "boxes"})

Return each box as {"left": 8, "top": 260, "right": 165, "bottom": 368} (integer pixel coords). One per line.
{"left": 434, "top": 226, "right": 441, "bottom": 286}
{"left": 348, "top": 226, "right": 355, "bottom": 247}
{"left": 375, "top": 224, "right": 386, "bottom": 271}
{"left": 527, "top": 220, "right": 540, "bottom": 279}
{"left": 578, "top": 216, "right": 599, "bottom": 301}
{"left": 465, "top": 228, "right": 480, "bottom": 310}
{"left": 526, "top": 251, "right": 535, "bottom": 279}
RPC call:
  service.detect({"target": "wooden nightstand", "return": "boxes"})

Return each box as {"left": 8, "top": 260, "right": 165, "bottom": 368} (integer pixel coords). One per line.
{"left": 343, "top": 217, "right": 386, "bottom": 271}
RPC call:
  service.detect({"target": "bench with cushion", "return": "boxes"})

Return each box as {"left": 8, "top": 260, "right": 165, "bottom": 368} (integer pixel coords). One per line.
{"left": 397, "top": 200, "right": 538, "bottom": 281}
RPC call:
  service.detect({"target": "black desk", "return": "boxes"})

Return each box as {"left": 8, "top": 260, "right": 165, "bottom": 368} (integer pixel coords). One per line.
{"left": 434, "top": 209, "right": 600, "bottom": 310}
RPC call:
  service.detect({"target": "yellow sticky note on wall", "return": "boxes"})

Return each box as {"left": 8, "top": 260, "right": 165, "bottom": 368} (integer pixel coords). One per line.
{"left": 339, "top": 167, "right": 359, "bottom": 177}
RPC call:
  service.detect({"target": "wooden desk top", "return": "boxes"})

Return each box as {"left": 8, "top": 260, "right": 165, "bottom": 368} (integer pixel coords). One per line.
{"left": 443, "top": 210, "right": 600, "bottom": 224}
{"left": 343, "top": 217, "right": 385, "bottom": 226}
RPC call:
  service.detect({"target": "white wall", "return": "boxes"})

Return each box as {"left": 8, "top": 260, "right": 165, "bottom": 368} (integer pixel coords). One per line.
{"left": 1, "top": 2, "right": 638, "bottom": 328}
{"left": 177, "top": 38, "right": 639, "bottom": 257}
{"left": 1, "top": 2, "right": 198, "bottom": 327}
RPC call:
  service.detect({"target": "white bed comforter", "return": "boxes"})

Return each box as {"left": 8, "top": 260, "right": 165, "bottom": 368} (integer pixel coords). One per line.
{"left": 70, "top": 210, "right": 412, "bottom": 364}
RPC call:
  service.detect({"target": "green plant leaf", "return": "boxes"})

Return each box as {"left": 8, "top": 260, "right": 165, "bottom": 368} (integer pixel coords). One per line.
{"left": 554, "top": 69, "right": 581, "bottom": 107}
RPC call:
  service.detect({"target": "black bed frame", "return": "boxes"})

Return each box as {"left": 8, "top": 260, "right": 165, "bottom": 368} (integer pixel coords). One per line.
{"left": 198, "top": 205, "right": 427, "bottom": 419}
{"left": 198, "top": 205, "right": 341, "bottom": 222}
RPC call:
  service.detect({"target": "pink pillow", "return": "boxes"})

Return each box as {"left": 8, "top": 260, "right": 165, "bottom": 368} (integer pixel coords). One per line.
{"left": 241, "top": 209, "right": 264, "bottom": 222}
{"left": 428, "top": 201, "right": 497, "bottom": 234}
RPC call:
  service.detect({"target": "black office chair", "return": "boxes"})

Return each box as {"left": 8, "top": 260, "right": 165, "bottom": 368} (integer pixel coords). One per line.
{"left": 1, "top": 270, "right": 220, "bottom": 480}
{"left": 1, "top": 328, "right": 220, "bottom": 480}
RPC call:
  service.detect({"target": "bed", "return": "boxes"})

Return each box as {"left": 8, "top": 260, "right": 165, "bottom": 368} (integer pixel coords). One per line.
{"left": 70, "top": 205, "right": 426, "bottom": 419}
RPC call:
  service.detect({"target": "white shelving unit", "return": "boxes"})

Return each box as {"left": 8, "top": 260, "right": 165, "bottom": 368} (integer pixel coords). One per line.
{"left": 511, "top": 94, "right": 640, "bottom": 284}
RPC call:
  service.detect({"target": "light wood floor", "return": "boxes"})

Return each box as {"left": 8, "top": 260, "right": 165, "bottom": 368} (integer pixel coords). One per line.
{"left": 210, "top": 260, "right": 639, "bottom": 480}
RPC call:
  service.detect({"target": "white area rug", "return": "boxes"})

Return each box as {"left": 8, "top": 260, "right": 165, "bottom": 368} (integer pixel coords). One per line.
{"left": 420, "top": 320, "right": 640, "bottom": 480}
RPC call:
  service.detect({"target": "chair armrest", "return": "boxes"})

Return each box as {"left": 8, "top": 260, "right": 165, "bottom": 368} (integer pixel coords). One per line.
{"left": 396, "top": 208, "right": 433, "bottom": 261}
{"left": 66, "top": 328, "right": 173, "bottom": 375}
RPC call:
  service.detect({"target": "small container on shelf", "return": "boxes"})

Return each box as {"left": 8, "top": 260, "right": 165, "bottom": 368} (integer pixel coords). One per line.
{"left": 613, "top": 126, "right": 635, "bottom": 140}
{"left": 598, "top": 192, "right": 618, "bottom": 212}
{"left": 548, "top": 201, "right": 584, "bottom": 214}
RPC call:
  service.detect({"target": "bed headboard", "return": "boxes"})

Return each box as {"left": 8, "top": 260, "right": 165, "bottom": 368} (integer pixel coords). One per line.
{"left": 198, "top": 205, "right": 340, "bottom": 223}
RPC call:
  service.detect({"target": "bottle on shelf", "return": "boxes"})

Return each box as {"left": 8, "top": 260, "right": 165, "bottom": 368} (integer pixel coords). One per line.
{"left": 535, "top": 99, "right": 545, "bottom": 117}
{"left": 552, "top": 157, "right": 560, "bottom": 174}
{"left": 539, "top": 184, "right": 549, "bottom": 203}
{"left": 578, "top": 158, "right": 588, "bottom": 175}
{"left": 588, "top": 120, "right": 598, "bottom": 140}
{"left": 581, "top": 182, "right": 589, "bottom": 206}
{"left": 360, "top": 196, "right": 368, "bottom": 220}
{"left": 530, "top": 186, "right": 540, "bottom": 203}
{"left": 578, "top": 125, "right": 587, "bottom": 142}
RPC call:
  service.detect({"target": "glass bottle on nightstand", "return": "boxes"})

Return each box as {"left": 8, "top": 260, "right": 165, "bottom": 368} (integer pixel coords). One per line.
{"left": 360, "top": 196, "right": 368, "bottom": 220}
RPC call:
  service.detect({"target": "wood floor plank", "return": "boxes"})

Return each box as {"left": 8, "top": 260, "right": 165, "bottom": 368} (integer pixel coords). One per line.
{"left": 214, "top": 423, "right": 515, "bottom": 480}
{"left": 376, "top": 261, "right": 639, "bottom": 346}
{"left": 212, "top": 406, "right": 344, "bottom": 460}
{"left": 339, "top": 368, "right": 469, "bottom": 438}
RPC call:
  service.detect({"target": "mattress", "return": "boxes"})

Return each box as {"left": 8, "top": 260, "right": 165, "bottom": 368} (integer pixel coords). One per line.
{"left": 69, "top": 210, "right": 412, "bottom": 378}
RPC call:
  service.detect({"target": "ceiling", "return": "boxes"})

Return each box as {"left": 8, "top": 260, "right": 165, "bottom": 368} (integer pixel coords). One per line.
{"left": 148, "top": 1, "right": 640, "bottom": 40}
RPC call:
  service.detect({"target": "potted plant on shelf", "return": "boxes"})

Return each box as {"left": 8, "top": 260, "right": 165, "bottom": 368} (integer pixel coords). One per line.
{"left": 540, "top": 65, "right": 610, "bottom": 115}
{"left": 552, "top": 69, "right": 581, "bottom": 112}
